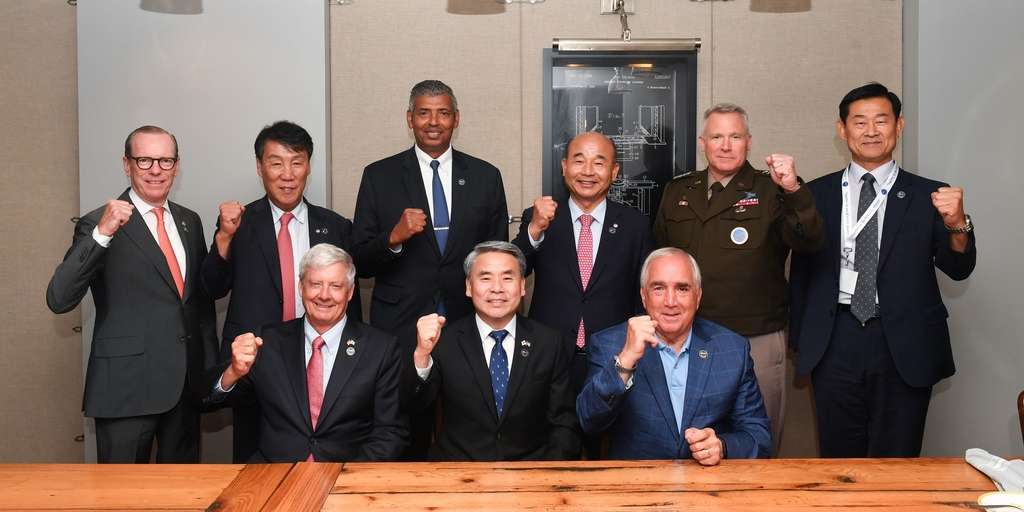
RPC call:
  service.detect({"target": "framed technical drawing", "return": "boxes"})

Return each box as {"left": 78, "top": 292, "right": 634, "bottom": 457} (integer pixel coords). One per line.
{"left": 543, "top": 47, "right": 698, "bottom": 219}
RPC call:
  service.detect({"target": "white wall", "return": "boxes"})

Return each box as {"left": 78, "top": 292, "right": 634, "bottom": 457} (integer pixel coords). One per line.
{"left": 905, "top": 0, "right": 1024, "bottom": 457}
{"left": 77, "top": 0, "right": 329, "bottom": 462}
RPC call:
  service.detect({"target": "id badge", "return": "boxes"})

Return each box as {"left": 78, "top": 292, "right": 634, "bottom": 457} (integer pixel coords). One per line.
{"left": 839, "top": 268, "right": 858, "bottom": 295}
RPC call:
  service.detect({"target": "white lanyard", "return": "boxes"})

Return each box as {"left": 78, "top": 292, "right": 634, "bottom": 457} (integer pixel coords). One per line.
{"left": 840, "top": 162, "right": 899, "bottom": 252}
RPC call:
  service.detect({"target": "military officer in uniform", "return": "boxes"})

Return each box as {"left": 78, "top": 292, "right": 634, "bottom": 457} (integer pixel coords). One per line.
{"left": 653, "top": 103, "right": 823, "bottom": 455}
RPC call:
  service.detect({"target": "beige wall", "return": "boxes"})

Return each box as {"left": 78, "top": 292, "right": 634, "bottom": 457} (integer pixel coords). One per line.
{"left": 1, "top": 0, "right": 901, "bottom": 461}
{"left": 0, "top": 0, "right": 83, "bottom": 462}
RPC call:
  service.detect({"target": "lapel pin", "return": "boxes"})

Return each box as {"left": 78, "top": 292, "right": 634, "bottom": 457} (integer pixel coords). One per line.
{"left": 699, "top": 349, "right": 708, "bottom": 359}
{"left": 315, "top": 228, "right": 321, "bottom": 234}
{"left": 458, "top": 179, "right": 466, "bottom": 186}
{"left": 181, "top": 221, "right": 188, "bottom": 233}
{"left": 896, "top": 191, "right": 906, "bottom": 199}
{"left": 346, "top": 346, "right": 356, "bottom": 356}
{"left": 321, "top": 228, "right": 329, "bottom": 235}
{"left": 694, "top": 180, "right": 702, "bottom": 185}
{"left": 346, "top": 339, "right": 356, "bottom": 346}
{"left": 520, "top": 349, "right": 529, "bottom": 357}
{"left": 521, "top": 340, "right": 531, "bottom": 347}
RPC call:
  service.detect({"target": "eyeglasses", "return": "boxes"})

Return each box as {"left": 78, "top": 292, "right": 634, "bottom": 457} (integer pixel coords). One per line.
{"left": 129, "top": 156, "right": 178, "bottom": 170}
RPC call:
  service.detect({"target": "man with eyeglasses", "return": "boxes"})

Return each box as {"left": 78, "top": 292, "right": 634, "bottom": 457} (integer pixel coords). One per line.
{"left": 47, "top": 125, "right": 218, "bottom": 463}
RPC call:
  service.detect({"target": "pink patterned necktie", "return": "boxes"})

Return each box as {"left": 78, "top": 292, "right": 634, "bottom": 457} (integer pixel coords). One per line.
{"left": 153, "top": 208, "right": 184, "bottom": 298}
{"left": 576, "top": 214, "right": 594, "bottom": 349}
{"left": 278, "top": 213, "right": 295, "bottom": 321}
{"left": 305, "top": 335, "right": 325, "bottom": 462}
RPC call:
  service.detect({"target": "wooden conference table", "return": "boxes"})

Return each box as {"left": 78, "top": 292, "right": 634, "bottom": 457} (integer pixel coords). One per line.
{"left": 0, "top": 458, "right": 998, "bottom": 511}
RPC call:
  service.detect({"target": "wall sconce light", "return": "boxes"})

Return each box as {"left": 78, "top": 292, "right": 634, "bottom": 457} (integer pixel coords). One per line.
{"left": 496, "top": 0, "right": 545, "bottom": 3}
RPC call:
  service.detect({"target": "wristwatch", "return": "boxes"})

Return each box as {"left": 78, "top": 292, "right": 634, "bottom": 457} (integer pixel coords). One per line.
{"left": 945, "top": 214, "right": 973, "bottom": 234}
{"left": 614, "top": 355, "right": 636, "bottom": 389}
{"left": 614, "top": 355, "right": 637, "bottom": 375}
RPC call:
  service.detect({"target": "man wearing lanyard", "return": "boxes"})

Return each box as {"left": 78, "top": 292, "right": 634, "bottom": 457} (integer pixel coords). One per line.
{"left": 789, "top": 83, "right": 977, "bottom": 457}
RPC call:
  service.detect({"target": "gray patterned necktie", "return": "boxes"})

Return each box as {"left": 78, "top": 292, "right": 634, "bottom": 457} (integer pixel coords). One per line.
{"left": 851, "top": 173, "right": 879, "bottom": 324}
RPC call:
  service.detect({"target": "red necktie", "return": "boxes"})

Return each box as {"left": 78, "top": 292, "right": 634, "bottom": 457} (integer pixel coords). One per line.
{"left": 306, "top": 336, "right": 325, "bottom": 462}
{"left": 576, "top": 214, "right": 594, "bottom": 349}
{"left": 278, "top": 213, "right": 295, "bottom": 321}
{"left": 153, "top": 208, "right": 184, "bottom": 298}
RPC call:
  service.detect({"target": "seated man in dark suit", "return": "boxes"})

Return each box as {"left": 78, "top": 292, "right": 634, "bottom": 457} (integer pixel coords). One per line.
{"left": 401, "top": 241, "right": 579, "bottom": 461}
{"left": 577, "top": 248, "right": 770, "bottom": 463}
{"left": 196, "top": 244, "right": 407, "bottom": 462}
{"left": 200, "top": 120, "right": 361, "bottom": 462}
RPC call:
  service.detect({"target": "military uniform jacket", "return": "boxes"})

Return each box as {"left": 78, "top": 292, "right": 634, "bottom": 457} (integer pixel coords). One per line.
{"left": 653, "top": 161, "right": 823, "bottom": 336}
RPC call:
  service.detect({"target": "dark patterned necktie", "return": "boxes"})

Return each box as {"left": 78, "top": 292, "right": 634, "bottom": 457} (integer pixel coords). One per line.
{"left": 488, "top": 329, "right": 510, "bottom": 418}
{"left": 851, "top": 174, "right": 879, "bottom": 324}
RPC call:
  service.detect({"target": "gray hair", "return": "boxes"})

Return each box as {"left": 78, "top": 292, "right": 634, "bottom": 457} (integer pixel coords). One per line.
{"left": 408, "top": 80, "right": 458, "bottom": 112}
{"left": 701, "top": 103, "right": 750, "bottom": 136}
{"left": 298, "top": 243, "right": 356, "bottom": 289}
{"left": 464, "top": 241, "right": 527, "bottom": 278}
{"left": 640, "top": 247, "right": 702, "bottom": 291}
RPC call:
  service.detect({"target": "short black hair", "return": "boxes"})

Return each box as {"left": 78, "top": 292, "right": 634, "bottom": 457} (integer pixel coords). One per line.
{"left": 254, "top": 121, "right": 313, "bottom": 161}
{"left": 839, "top": 83, "right": 902, "bottom": 123}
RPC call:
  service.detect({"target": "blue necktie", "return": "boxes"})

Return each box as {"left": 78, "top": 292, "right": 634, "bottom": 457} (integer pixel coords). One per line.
{"left": 430, "top": 159, "right": 449, "bottom": 316}
{"left": 488, "top": 329, "right": 510, "bottom": 418}
{"left": 430, "top": 159, "right": 450, "bottom": 253}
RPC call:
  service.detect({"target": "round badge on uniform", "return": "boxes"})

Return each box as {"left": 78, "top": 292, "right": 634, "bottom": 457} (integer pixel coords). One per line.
{"left": 730, "top": 227, "right": 749, "bottom": 245}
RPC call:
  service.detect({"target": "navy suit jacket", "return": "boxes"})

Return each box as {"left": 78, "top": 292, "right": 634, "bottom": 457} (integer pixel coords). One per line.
{"left": 789, "top": 168, "right": 977, "bottom": 387}
{"left": 200, "top": 195, "right": 361, "bottom": 360}
{"left": 47, "top": 188, "right": 218, "bottom": 418}
{"left": 577, "top": 318, "right": 771, "bottom": 460}
{"left": 400, "top": 314, "right": 580, "bottom": 461}
{"left": 351, "top": 147, "right": 508, "bottom": 353}
{"left": 195, "top": 318, "right": 407, "bottom": 462}
{"left": 512, "top": 200, "right": 655, "bottom": 357}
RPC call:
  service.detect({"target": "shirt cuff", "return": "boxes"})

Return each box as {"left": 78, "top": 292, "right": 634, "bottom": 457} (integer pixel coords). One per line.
{"left": 91, "top": 226, "right": 113, "bottom": 248}
{"left": 415, "top": 356, "right": 434, "bottom": 380}
{"left": 211, "top": 374, "right": 236, "bottom": 403}
{"left": 390, "top": 243, "right": 403, "bottom": 254}
{"left": 529, "top": 231, "right": 544, "bottom": 249}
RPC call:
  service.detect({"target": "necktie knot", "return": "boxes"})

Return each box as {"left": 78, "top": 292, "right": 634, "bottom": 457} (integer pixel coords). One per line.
{"left": 430, "top": 159, "right": 440, "bottom": 173}
{"left": 490, "top": 330, "right": 508, "bottom": 344}
{"left": 280, "top": 212, "right": 294, "bottom": 228}
{"left": 312, "top": 335, "right": 325, "bottom": 352}
{"left": 710, "top": 182, "right": 725, "bottom": 194}
{"left": 579, "top": 213, "right": 594, "bottom": 228}
{"left": 153, "top": 207, "right": 165, "bottom": 221}
{"left": 862, "top": 173, "right": 876, "bottom": 185}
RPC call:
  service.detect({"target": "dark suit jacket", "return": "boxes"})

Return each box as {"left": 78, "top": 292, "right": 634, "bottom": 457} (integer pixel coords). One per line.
{"left": 200, "top": 195, "right": 361, "bottom": 360}
{"left": 196, "top": 318, "right": 408, "bottom": 462}
{"left": 512, "top": 200, "right": 654, "bottom": 358}
{"left": 577, "top": 318, "right": 771, "bottom": 460}
{"left": 351, "top": 147, "right": 508, "bottom": 352}
{"left": 47, "top": 188, "right": 218, "bottom": 418}
{"left": 789, "top": 168, "right": 977, "bottom": 387}
{"left": 400, "top": 314, "right": 580, "bottom": 461}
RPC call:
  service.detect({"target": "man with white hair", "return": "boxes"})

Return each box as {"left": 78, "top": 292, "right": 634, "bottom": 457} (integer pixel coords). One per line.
{"left": 196, "top": 244, "right": 407, "bottom": 462}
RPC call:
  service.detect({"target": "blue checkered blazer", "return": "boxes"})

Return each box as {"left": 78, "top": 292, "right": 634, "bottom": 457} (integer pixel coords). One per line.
{"left": 576, "top": 317, "right": 771, "bottom": 460}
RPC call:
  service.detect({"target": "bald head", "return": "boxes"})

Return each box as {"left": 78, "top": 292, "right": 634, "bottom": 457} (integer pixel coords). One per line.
{"left": 562, "top": 132, "right": 621, "bottom": 211}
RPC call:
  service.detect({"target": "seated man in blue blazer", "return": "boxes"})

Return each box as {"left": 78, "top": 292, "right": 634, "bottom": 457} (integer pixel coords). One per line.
{"left": 577, "top": 248, "right": 770, "bottom": 463}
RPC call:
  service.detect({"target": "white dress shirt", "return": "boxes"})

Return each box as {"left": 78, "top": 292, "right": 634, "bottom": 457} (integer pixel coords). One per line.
{"left": 93, "top": 188, "right": 187, "bottom": 279}
{"left": 838, "top": 159, "right": 897, "bottom": 305}
{"left": 416, "top": 315, "right": 518, "bottom": 379}
{"left": 529, "top": 197, "right": 608, "bottom": 268}
{"left": 268, "top": 199, "right": 310, "bottom": 319}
